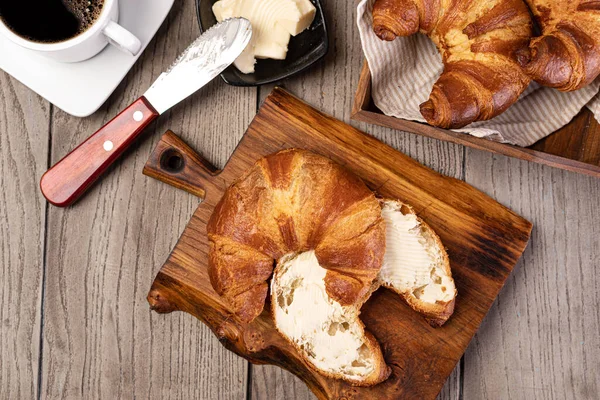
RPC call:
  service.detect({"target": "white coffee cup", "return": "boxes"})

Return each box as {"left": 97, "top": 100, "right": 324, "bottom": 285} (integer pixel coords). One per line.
{"left": 0, "top": 0, "right": 142, "bottom": 63}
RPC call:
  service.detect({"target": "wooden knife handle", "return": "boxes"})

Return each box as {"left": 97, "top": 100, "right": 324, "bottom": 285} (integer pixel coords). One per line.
{"left": 40, "top": 97, "right": 159, "bottom": 207}
{"left": 143, "top": 130, "right": 221, "bottom": 200}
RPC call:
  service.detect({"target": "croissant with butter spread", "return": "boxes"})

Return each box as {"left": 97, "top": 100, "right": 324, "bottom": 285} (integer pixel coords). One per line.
{"left": 372, "top": 0, "right": 533, "bottom": 128}
{"left": 207, "top": 149, "right": 386, "bottom": 324}
{"left": 517, "top": 0, "right": 600, "bottom": 91}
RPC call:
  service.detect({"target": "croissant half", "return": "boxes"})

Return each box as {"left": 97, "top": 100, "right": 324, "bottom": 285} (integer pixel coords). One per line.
{"left": 207, "top": 149, "right": 386, "bottom": 324}
{"left": 517, "top": 0, "right": 600, "bottom": 91}
{"left": 373, "top": 0, "right": 532, "bottom": 128}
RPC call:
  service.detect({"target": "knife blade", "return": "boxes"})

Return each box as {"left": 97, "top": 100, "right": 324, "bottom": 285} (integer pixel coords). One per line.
{"left": 145, "top": 18, "right": 252, "bottom": 114}
{"left": 40, "top": 18, "right": 252, "bottom": 207}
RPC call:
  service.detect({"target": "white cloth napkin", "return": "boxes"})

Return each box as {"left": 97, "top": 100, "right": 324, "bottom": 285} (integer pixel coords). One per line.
{"left": 357, "top": 0, "right": 600, "bottom": 147}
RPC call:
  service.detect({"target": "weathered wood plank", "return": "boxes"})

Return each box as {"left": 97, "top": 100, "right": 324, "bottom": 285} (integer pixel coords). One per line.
{"left": 463, "top": 151, "right": 600, "bottom": 399}
{"left": 252, "top": 0, "right": 464, "bottom": 397}
{"left": 39, "top": 0, "right": 254, "bottom": 398}
{"left": 251, "top": 365, "right": 316, "bottom": 400}
{"left": 1, "top": 0, "right": 598, "bottom": 398}
{"left": 0, "top": 74, "right": 49, "bottom": 399}
{"left": 251, "top": 363, "right": 460, "bottom": 400}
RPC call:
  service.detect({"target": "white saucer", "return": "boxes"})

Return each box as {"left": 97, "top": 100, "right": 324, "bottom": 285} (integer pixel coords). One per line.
{"left": 0, "top": 0, "right": 174, "bottom": 117}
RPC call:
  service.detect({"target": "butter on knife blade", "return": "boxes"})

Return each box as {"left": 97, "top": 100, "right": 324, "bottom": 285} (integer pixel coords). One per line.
{"left": 144, "top": 17, "right": 252, "bottom": 114}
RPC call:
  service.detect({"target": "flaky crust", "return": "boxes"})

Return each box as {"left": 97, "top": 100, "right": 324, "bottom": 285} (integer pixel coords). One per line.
{"left": 516, "top": 0, "right": 600, "bottom": 91}
{"left": 207, "top": 149, "right": 386, "bottom": 323}
{"left": 373, "top": 0, "right": 532, "bottom": 128}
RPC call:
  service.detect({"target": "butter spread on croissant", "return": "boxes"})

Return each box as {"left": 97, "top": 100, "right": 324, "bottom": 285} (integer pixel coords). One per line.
{"left": 372, "top": 0, "right": 533, "bottom": 128}
{"left": 271, "top": 251, "right": 390, "bottom": 386}
{"left": 517, "top": 0, "right": 600, "bottom": 91}
{"left": 378, "top": 199, "right": 456, "bottom": 326}
{"left": 207, "top": 149, "right": 386, "bottom": 324}
{"left": 206, "top": 149, "right": 461, "bottom": 385}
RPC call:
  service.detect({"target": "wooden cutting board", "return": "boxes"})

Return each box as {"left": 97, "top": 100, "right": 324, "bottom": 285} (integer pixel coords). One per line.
{"left": 144, "top": 88, "right": 532, "bottom": 400}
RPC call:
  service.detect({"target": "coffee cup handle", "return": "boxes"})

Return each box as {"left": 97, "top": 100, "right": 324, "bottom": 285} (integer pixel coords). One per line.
{"left": 103, "top": 21, "right": 142, "bottom": 56}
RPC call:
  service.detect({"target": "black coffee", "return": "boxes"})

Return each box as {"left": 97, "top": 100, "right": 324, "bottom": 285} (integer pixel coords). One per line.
{"left": 0, "top": 0, "right": 104, "bottom": 43}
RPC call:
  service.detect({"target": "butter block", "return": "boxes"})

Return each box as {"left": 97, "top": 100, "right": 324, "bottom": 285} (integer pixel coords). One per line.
{"left": 212, "top": 0, "right": 237, "bottom": 21}
{"left": 278, "top": 0, "right": 316, "bottom": 36}
{"left": 212, "top": 0, "right": 316, "bottom": 74}
{"left": 254, "top": 24, "right": 290, "bottom": 60}
{"left": 233, "top": 38, "right": 257, "bottom": 74}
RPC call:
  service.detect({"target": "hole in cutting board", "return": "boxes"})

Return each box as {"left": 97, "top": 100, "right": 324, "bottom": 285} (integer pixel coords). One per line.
{"left": 160, "top": 149, "right": 184, "bottom": 173}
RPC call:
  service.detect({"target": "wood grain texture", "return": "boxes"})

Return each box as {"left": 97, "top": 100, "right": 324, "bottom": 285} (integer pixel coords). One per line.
{"left": 1, "top": 0, "right": 597, "bottom": 398}
{"left": 463, "top": 151, "right": 600, "bottom": 400}
{"left": 530, "top": 110, "right": 600, "bottom": 165}
{"left": 143, "top": 130, "right": 219, "bottom": 200}
{"left": 39, "top": 0, "right": 253, "bottom": 398}
{"left": 0, "top": 73, "right": 49, "bottom": 400}
{"left": 147, "top": 89, "right": 531, "bottom": 400}
{"left": 251, "top": 361, "right": 460, "bottom": 400}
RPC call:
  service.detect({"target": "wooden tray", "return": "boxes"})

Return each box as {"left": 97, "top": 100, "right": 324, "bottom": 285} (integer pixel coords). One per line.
{"left": 144, "top": 88, "right": 532, "bottom": 400}
{"left": 352, "top": 61, "right": 600, "bottom": 178}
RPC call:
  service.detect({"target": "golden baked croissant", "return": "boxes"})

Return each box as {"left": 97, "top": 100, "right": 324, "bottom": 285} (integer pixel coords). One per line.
{"left": 372, "top": 0, "right": 533, "bottom": 128}
{"left": 517, "top": 0, "right": 600, "bottom": 91}
{"left": 207, "top": 149, "right": 386, "bottom": 323}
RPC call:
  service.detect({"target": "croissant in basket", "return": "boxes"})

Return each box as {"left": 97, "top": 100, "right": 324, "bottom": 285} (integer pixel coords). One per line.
{"left": 517, "top": 0, "right": 600, "bottom": 91}
{"left": 372, "top": 0, "right": 533, "bottom": 129}
{"left": 206, "top": 149, "right": 386, "bottom": 324}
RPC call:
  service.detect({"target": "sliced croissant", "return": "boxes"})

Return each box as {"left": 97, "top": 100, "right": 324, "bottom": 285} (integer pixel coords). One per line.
{"left": 271, "top": 251, "right": 391, "bottom": 386}
{"left": 378, "top": 199, "right": 457, "bottom": 326}
{"left": 207, "top": 149, "right": 386, "bottom": 323}
{"left": 373, "top": 0, "right": 533, "bottom": 128}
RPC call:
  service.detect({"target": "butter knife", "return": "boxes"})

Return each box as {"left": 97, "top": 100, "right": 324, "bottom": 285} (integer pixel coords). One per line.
{"left": 40, "top": 18, "right": 252, "bottom": 207}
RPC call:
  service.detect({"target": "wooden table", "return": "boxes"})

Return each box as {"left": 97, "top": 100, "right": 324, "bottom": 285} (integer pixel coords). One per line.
{"left": 1, "top": 1, "right": 598, "bottom": 399}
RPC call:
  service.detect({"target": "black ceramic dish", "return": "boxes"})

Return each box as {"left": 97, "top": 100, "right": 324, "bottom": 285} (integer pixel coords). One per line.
{"left": 196, "top": 0, "right": 328, "bottom": 86}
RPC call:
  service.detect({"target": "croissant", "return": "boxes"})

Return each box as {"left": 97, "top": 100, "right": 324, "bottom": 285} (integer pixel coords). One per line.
{"left": 207, "top": 149, "right": 386, "bottom": 323}
{"left": 517, "top": 0, "right": 600, "bottom": 91}
{"left": 372, "top": 0, "right": 533, "bottom": 128}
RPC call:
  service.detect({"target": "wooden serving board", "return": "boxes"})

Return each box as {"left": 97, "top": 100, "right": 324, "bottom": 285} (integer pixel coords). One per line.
{"left": 352, "top": 61, "right": 600, "bottom": 178}
{"left": 144, "top": 88, "right": 532, "bottom": 400}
